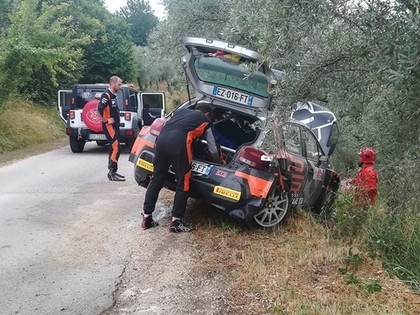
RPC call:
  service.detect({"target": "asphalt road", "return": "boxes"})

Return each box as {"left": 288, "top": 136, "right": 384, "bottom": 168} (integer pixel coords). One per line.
{"left": 0, "top": 142, "right": 143, "bottom": 315}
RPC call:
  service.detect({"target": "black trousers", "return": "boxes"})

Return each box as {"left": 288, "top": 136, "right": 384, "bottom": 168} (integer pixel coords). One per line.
{"left": 143, "top": 131, "right": 192, "bottom": 218}
{"left": 102, "top": 123, "right": 120, "bottom": 172}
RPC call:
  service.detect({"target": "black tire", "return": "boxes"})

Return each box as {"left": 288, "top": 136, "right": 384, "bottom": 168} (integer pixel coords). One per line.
{"left": 69, "top": 137, "right": 85, "bottom": 153}
{"left": 253, "top": 185, "right": 291, "bottom": 228}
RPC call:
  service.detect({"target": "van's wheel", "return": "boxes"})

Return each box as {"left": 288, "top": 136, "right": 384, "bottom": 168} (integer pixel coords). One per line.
{"left": 69, "top": 137, "right": 85, "bottom": 153}
{"left": 254, "top": 185, "right": 290, "bottom": 228}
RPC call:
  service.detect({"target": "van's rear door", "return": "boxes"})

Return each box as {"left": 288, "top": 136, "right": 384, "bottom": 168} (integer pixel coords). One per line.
{"left": 57, "top": 90, "right": 72, "bottom": 123}
{"left": 139, "top": 92, "right": 166, "bottom": 126}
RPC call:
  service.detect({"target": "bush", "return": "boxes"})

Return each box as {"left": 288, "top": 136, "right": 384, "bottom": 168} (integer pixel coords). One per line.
{"left": 330, "top": 192, "right": 369, "bottom": 240}
{"left": 365, "top": 207, "right": 420, "bottom": 290}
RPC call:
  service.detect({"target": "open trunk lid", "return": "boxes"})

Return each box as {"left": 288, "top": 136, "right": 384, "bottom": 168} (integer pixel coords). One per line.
{"left": 181, "top": 37, "right": 280, "bottom": 114}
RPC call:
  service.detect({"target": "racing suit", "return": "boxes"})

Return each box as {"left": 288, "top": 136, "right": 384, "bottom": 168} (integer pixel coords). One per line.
{"left": 352, "top": 164, "right": 378, "bottom": 207}
{"left": 143, "top": 108, "right": 222, "bottom": 219}
{"left": 97, "top": 88, "right": 121, "bottom": 173}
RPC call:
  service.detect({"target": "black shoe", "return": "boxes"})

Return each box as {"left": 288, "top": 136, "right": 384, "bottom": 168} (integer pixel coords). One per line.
{"left": 141, "top": 214, "right": 159, "bottom": 230}
{"left": 108, "top": 172, "right": 126, "bottom": 181}
{"left": 114, "top": 172, "right": 125, "bottom": 179}
{"left": 169, "top": 219, "right": 193, "bottom": 233}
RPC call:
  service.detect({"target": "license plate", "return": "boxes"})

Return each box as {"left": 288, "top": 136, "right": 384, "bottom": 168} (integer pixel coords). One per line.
{"left": 191, "top": 161, "right": 211, "bottom": 175}
{"left": 89, "top": 134, "right": 106, "bottom": 140}
{"left": 212, "top": 86, "right": 253, "bottom": 106}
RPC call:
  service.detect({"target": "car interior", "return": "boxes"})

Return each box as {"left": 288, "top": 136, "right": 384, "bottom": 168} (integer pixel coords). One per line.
{"left": 191, "top": 105, "right": 260, "bottom": 164}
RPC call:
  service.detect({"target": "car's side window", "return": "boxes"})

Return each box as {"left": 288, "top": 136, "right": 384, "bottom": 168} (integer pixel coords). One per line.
{"left": 302, "top": 129, "right": 320, "bottom": 160}
{"left": 283, "top": 125, "right": 303, "bottom": 156}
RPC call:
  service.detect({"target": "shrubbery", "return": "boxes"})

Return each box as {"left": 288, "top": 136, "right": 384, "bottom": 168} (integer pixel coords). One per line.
{"left": 329, "top": 192, "right": 420, "bottom": 291}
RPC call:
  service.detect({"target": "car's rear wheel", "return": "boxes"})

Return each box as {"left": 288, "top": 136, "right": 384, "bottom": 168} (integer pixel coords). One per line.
{"left": 254, "top": 185, "right": 290, "bottom": 228}
{"left": 69, "top": 137, "right": 85, "bottom": 153}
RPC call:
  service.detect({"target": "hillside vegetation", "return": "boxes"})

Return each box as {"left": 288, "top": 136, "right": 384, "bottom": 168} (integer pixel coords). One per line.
{"left": 0, "top": 1, "right": 419, "bottom": 313}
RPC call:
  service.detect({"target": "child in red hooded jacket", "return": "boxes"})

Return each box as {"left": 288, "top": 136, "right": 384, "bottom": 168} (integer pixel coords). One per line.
{"left": 351, "top": 147, "right": 378, "bottom": 207}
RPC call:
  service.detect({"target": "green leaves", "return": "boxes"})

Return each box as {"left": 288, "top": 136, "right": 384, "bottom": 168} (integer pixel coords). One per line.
{"left": 118, "top": 0, "right": 158, "bottom": 46}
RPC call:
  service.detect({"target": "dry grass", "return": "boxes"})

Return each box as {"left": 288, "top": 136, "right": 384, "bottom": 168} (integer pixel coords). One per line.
{"left": 186, "top": 202, "right": 420, "bottom": 315}
{"left": 0, "top": 99, "right": 65, "bottom": 154}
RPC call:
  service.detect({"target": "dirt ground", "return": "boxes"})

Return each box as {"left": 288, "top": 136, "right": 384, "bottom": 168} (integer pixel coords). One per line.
{"left": 101, "top": 189, "right": 230, "bottom": 315}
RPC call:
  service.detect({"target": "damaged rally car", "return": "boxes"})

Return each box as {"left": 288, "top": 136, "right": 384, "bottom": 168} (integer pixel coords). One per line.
{"left": 129, "top": 37, "right": 340, "bottom": 227}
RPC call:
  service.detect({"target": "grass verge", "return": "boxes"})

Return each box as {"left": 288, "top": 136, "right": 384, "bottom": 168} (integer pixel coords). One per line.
{"left": 0, "top": 98, "right": 66, "bottom": 156}
{"left": 187, "top": 201, "right": 420, "bottom": 315}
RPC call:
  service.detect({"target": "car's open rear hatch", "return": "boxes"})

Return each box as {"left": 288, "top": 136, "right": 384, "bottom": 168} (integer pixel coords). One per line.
{"left": 181, "top": 37, "right": 279, "bottom": 114}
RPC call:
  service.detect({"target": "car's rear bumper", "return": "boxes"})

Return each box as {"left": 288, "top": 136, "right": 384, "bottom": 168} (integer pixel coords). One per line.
{"left": 133, "top": 151, "right": 277, "bottom": 223}
{"left": 66, "top": 127, "right": 138, "bottom": 139}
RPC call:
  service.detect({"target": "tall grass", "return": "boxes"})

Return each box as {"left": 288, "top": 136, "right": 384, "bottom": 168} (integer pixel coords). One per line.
{"left": 331, "top": 192, "right": 420, "bottom": 291}
{"left": 189, "top": 202, "right": 418, "bottom": 315}
{"left": 0, "top": 98, "right": 65, "bottom": 153}
{"left": 365, "top": 208, "right": 420, "bottom": 290}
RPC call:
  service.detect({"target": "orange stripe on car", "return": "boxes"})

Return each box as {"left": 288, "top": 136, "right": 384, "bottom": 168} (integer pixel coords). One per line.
{"left": 131, "top": 138, "right": 155, "bottom": 156}
{"left": 234, "top": 171, "right": 273, "bottom": 198}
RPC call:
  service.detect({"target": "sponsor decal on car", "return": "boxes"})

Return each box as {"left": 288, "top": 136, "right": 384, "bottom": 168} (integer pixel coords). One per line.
{"left": 137, "top": 158, "right": 154, "bottom": 172}
{"left": 313, "top": 167, "right": 324, "bottom": 181}
{"left": 213, "top": 186, "right": 241, "bottom": 201}
{"left": 215, "top": 169, "right": 228, "bottom": 178}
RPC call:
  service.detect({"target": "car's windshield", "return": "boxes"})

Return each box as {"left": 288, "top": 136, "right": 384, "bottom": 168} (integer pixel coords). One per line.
{"left": 194, "top": 56, "right": 269, "bottom": 98}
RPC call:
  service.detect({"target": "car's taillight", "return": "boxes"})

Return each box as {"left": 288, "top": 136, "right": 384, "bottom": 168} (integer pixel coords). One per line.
{"left": 69, "top": 110, "right": 75, "bottom": 119}
{"left": 150, "top": 118, "right": 165, "bottom": 136}
{"left": 235, "top": 146, "right": 269, "bottom": 171}
{"left": 124, "top": 112, "right": 131, "bottom": 121}
{"left": 126, "top": 129, "right": 134, "bottom": 136}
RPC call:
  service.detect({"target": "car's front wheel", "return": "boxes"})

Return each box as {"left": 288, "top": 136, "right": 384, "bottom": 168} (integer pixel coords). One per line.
{"left": 254, "top": 185, "right": 290, "bottom": 228}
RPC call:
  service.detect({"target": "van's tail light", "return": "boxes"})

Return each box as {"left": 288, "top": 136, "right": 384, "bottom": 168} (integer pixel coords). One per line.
{"left": 124, "top": 112, "right": 131, "bottom": 121}
{"left": 235, "top": 146, "right": 269, "bottom": 171}
{"left": 150, "top": 118, "right": 165, "bottom": 136}
{"left": 69, "top": 110, "right": 75, "bottom": 119}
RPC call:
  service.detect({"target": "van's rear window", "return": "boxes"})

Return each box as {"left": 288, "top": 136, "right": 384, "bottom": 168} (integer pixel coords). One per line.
{"left": 75, "top": 89, "right": 124, "bottom": 109}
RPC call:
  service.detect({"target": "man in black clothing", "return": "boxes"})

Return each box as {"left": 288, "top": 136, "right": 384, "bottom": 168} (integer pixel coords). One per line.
{"left": 141, "top": 102, "right": 223, "bottom": 232}
{"left": 97, "top": 76, "right": 125, "bottom": 181}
